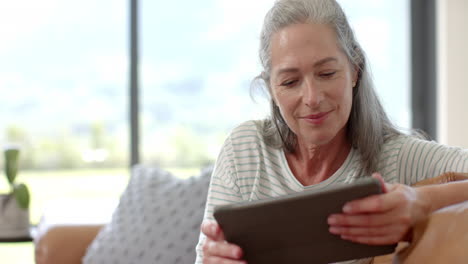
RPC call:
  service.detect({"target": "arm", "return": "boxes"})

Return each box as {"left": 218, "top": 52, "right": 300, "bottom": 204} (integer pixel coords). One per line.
{"left": 328, "top": 139, "right": 468, "bottom": 244}
{"left": 394, "top": 200, "right": 468, "bottom": 264}
{"left": 328, "top": 172, "right": 468, "bottom": 245}
{"left": 397, "top": 137, "right": 468, "bottom": 185}
{"left": 372, "top": 172, "right": 468, "bottom": 264}
{"left": 372, "top": 200, "right": 468, "bottom": 264}
{"left": 35, "top": 225, "right": 103, "bottom": 264}
{"left": 417, "top": 173, "right": 468, "bottom": 212}
{"left": 195, "top": 136, "right": 244, "bottom": 263}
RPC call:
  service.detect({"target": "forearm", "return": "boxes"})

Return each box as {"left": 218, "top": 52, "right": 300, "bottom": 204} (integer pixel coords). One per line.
{"left": 418, "top": 180, "right": 468, "bottom": 213}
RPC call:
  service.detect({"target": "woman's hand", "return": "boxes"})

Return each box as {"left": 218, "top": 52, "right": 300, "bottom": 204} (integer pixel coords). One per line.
{"left": 201, "top": 220, "right": 246, "bottom": 264}
{"left": 327, "top": 173, "right": 432, "bottom": 245}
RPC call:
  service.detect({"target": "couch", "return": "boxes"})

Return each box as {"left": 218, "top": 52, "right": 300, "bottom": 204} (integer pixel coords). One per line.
{"left": 34, "top": 170, "right": 468, "bottom": 264}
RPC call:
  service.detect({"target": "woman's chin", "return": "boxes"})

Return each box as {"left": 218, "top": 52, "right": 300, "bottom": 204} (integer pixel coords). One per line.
{"left": 297, "top": 125, "right": 347, "bottom": 147}
{"left": 298, "top": 129, "right": 345, "bottom": 147}
{"left": 300, "top": 135, "right": 334, "bottom": 147}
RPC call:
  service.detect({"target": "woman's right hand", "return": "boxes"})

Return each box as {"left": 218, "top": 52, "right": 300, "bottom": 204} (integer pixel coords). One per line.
{"left": 201, "top": 220, "right": 246, "bottom": 264}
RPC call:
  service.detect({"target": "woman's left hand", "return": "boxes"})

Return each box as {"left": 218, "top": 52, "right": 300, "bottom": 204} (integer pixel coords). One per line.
{"left": 327, "top": 173, "right": 432, "bottom": 245}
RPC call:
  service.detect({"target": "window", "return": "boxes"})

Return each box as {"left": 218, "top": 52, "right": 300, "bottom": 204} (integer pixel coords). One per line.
{"left": 0, "top": 0, "right": 412, "bottom": 262}
{"left": 338, "top": 0, "right": 411, "bottom": 128}
{"left": 139, "top": 0, "right": 411, "bottom": 176}
{"left": 140, "top": 0, "right": 273, "bottom": 174}
{"left": 0, "top": 0, "right": 411, "bottom": 223}
{"left": 0, "top": 0, "right": 129, "bottom": 226}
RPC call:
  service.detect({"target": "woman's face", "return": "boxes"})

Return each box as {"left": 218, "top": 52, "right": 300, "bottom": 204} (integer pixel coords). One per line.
{"left": 269, "top": 23, "right": 357, "bottom": 146}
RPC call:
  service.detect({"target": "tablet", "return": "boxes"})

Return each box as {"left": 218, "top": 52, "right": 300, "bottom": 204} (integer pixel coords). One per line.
{"left": 213, "top": 177, "right": 396, "bottom": 264}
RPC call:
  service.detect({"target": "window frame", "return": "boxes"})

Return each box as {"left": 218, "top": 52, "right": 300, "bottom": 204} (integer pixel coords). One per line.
{"left": 411, "top": 0, "right": 437, "bottom": 140}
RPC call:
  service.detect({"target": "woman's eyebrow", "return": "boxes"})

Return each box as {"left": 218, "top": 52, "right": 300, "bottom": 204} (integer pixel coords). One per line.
{"left": 313, "top": 57, "right": 338, "bottom": 67}
{"left": 275, "top": 67, "right": 299, "bottom": 76}
{"left": 274, "top": 57, "right": 339, "bottom": 77}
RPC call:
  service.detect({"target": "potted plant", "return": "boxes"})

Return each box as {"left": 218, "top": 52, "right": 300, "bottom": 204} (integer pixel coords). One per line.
{"left": 0, "top": 145, "right": 31, "bottom": 239}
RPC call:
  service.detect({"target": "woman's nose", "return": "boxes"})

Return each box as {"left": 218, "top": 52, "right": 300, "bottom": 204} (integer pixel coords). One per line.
{"left": 302, "top": 78, "right": 323, "bottom": 108}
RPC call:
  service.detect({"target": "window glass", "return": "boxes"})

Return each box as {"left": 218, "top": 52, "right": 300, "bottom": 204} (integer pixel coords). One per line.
{"left": 141, "top": 0, "right": 410, "bottom": 175}
{"left": 0, "top": 0, "right": 410, "bottom": 262}
{"left": 338, "top": 0, "right": 411, "bottom": 128}
{"left": 140, "top": 0, "right": 273, "bottom": 174}
{"left": 0, "top": 0, "right": 129, "bottom": 226}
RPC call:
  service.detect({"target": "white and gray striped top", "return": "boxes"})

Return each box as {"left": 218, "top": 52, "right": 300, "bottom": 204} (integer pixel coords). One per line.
{"left": 195, "top": 120, "right": 468, "bottom": 264}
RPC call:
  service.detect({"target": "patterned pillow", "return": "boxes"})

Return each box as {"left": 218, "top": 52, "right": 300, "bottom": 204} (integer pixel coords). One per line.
{"left": 83, "top": 165, "right": 212, "bottom": 264}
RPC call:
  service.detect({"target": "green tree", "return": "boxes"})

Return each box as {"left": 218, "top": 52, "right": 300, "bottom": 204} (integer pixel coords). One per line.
{"left": 90, "top": 121, "right": 106, "bottom": 149}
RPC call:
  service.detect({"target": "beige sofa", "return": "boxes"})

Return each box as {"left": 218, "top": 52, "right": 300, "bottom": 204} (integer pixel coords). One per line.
{"left": 35, "top": 172, "right": 468, "bottom": 264}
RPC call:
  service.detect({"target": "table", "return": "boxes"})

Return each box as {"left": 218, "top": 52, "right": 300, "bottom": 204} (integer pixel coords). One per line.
{"left": 0, "top": 226, "right": 36, "bottom": 243}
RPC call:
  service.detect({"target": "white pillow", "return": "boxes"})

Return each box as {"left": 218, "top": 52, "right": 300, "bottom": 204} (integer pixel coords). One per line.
{"left": 83, "top": 165, "right": 212, "bottom": 264}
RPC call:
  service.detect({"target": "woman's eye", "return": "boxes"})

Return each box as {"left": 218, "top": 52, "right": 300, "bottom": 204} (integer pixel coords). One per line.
{"left": 320, "top": 71, "right": 336, "bottom": 78}
{"left": 281, "top": 80, "right": 297, "bottom": 87}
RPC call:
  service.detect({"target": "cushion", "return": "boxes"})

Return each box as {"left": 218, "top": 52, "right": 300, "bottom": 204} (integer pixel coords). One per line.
{"left": 83, "top": 165, "right": 212, "bottom": 264}
{"left": 394, "top": 200, "right": 468, "bottom": 264}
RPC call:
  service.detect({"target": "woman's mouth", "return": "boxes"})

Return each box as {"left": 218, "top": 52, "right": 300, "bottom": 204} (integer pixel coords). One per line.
{"left": 301, "top": 111, "right": 331, "bottom": 125}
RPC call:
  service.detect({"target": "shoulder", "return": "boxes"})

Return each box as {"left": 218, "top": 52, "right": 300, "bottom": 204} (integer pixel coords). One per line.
{"left": 389, "top": 135, "right": 468, "bottom": 183}
{"left": 378, "top": 135, "right": 430, "bottom": 166}
{"left": 388, "top": 134, "right": 463, "bottom": 155}
{"left": 379, "top": 134, "right": 449, "bottom": 162}
{"left": 378, "top": 135, "right": 411, "bottom": 160}
{"left": 382, "top": 134, "right": 439, "bottom": 151}
{"left": 376, "top": 135, "right": 438, "bottom": 183}
{"left": 226, "top": 120, "right": 266, "bottom": 144}
{"left": 216, "top": 120, "right": 268, "bottom": 159}
{"left": 222, "top": 119, "right": 280, "bottom": 163}
{"left": 230, "top": 120, "right": 264, "bottom": 134}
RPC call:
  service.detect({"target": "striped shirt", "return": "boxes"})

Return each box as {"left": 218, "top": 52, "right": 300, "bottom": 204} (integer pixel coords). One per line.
{"left": 195, "top": 120, "right": 468, "bottom": 264}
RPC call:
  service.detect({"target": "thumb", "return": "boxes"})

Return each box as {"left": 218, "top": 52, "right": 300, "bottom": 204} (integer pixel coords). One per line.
{"left": 201, "top": 220, "right": 225, "bottom": 241}
{"left": 371, "top": 172, "right": 389, "bottom": 193}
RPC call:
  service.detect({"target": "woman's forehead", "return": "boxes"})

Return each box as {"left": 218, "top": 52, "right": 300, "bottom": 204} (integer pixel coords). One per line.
{"left": 270, "top": 23, "right": 346, "bottom": 72}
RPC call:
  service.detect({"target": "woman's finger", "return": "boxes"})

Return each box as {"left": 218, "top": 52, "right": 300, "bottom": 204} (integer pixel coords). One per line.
{"left": 203, "top": 240, "right": 244, "bottom": 260}
{"left": 340, "top": 233, "right": 403, "bottom": 245}
{"left": 342, "top": 187, "right": 407, "bottom": 214}
{"left": 371, "top": 173, "right": 388, "bottom": 193}
{"left": 328, "top": 210, "right": 399, "bottom": 227}
{"left": 201, "top": 220, "right": 225, "bottom": 241}
{"left": 329, "top": 224, "right": 405, "bottom": 237}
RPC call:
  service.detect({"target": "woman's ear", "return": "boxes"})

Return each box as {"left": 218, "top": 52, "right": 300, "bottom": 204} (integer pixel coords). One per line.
{"left": 263, "top": 72, "right": 273, "bottom": 90}
{"left": 352, "top": 66, "right": 359, "bottom": 88}
{"left": 264, "top": 73, "right": 277, "bottom": 103}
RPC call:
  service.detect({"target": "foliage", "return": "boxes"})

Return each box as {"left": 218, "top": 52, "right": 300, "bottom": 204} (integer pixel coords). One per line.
{"left": 2, "top": 122, "right": 220, "bottom": 170}
{"left": 3, "top": 146, "right": 30, "bottom": 209}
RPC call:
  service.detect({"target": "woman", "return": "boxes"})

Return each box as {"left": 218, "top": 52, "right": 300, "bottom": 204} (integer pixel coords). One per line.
{"left": 196, "top": 0, "right": 468, "bottom": 263}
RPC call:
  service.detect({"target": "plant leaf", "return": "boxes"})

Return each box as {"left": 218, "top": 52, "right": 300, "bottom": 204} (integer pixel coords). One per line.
{"left": 5, "top": 148, "right": 19, "bottom": 184}
{"left": 13, "top": 183, "right": 30, "bottom": 209}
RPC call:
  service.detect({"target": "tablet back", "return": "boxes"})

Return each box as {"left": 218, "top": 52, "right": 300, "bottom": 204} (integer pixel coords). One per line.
{"left": 213, "top": 177, "right": 396, "bottom": 264}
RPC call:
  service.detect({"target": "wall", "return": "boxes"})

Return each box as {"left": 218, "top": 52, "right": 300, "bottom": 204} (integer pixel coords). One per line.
{"left": 437, "top": 0, "right": 468, "bottom": 148}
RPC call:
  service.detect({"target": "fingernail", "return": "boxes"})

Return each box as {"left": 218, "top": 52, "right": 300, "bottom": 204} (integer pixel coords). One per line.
{"left": 343, "top": 204, "right": 352, "bottom": 213}
{"left": 328, "top": 217, "right": 337, "bottom": 225}
{"left": 211, "top": 225, "right": 217, "bottom": 234}
{"left": 329, "top": 227, "right": 339, "bottom": 234}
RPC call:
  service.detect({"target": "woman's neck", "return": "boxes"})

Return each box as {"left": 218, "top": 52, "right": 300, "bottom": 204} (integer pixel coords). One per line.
{"left": 285, "top": 130, "right": 351, "bottom": 186}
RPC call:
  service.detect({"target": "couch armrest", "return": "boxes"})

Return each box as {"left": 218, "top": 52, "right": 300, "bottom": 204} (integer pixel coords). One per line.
{"left": 372, "top": 172, "right": 468, "bottom": 264}
{"left": 411, "top": 172, "right": 468, "bottom": 187}
{"left": 34, "top": 225, "right": 103, "bottom": 264}
{"left": 394, "top": 200, "right": 468, "bottom": 264}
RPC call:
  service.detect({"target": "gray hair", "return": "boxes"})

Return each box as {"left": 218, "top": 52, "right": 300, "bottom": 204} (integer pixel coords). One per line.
{"left": 252, "top": 0, "right": 402, "bottom": 175}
